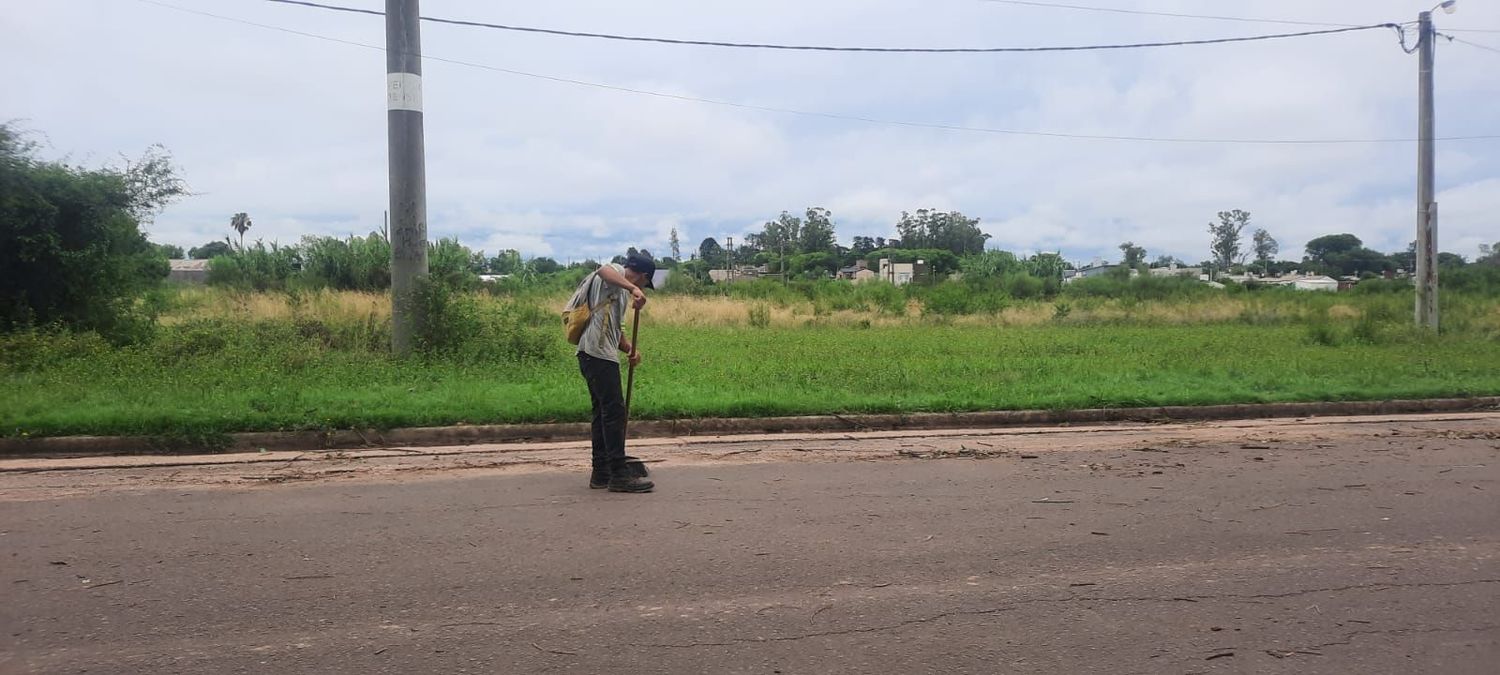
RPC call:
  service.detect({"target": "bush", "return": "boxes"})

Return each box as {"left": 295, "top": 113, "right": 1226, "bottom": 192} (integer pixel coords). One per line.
{"left": 1064, "top": 274, "right": 1212, "bottom": 302}
{"left": 412, "top": 278, "right": 555, "bottom": 363}
{"left": 429, "top": 237, "right": 482, "bottom": 291}
{"left": 920, "top": 283, "right": 976, "bottom": 316}
{"left": 0, "top": 124, "right": 183, "bottom": 340}
{"left": 300, "top": 233, "right": 390, "bottom": 291}
{"left": 748, "top": 303, "right": 771, "bottom": 328}
{"left": 1443, "top": 265, "right": 1500, "bottom": 296}
{"left": 0, "top": 328, "right": 112, "bottom": 374}
{"left": 1351, "top": 278, "right": 1411, "bottom": 295}
{"left": 206, "top": 241, "right": 301, "bottom": 291}
{"left": 1305, "top": 321, "right": 1342, "bottom": 346}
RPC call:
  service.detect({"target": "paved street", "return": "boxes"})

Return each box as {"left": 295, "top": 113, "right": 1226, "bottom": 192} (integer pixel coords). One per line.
{"left": 2, "top": 413, "right": 1498, "bottom": 674}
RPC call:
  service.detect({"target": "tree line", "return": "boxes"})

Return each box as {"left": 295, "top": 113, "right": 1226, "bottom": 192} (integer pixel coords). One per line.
{"left": 6, "top": 121, "right": 1499, "bottom": 342}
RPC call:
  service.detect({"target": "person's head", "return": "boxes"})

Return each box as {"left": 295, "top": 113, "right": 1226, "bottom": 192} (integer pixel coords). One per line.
{"left": 622, "top": 252, "right": 656, "bottom": 290}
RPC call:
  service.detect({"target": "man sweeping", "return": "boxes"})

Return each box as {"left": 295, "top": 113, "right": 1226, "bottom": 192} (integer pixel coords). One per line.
{"left": 566, "top": 252, "right": 656, "bottom": 493}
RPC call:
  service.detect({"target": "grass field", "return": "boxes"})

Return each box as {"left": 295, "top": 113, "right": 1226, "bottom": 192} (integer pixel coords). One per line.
{"left": 4, "top": 286, "right": 1499, "bottom": 441}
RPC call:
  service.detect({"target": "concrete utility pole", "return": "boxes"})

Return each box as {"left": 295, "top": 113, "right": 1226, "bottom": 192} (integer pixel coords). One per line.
{"left": 387, "top": 0, "right": 429, "bottom": 355}
{"left": 1414, "top": 6, "right": 1444, "bottom": 330}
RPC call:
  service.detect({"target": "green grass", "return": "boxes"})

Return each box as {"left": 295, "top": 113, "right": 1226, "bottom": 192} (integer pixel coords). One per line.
{"left": 5, "top": 322, "right": 1499, "bottom": 439}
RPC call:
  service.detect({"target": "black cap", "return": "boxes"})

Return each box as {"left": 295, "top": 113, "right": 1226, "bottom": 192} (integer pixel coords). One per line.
{"left": 623, "top": 251, "right": 656, "bottom": 288}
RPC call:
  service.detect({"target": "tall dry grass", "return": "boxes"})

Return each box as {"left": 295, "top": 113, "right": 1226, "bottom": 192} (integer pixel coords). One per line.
{"left": 154, "top": 286, "right": 1500, "bottom": 332}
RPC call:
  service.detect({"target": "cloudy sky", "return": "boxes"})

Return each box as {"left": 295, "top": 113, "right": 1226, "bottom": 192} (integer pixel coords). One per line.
{"left": 6, "top": 0, "right": 1498, "bottom": 264}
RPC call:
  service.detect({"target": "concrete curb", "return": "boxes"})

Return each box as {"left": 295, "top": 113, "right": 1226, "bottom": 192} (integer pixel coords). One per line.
{"left": 3, "top": 397, "right": 1497, "bottom": 458}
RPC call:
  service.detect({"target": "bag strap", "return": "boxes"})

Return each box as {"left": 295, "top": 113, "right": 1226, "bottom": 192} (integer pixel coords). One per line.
{"left": 580, "top": 271, "right": 614, "bottom": 314}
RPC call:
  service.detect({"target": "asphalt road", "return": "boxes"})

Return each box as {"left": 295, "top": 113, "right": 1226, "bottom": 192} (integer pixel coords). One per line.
{"left": 2, "top": 413, "right": 1498, "bottom": 674}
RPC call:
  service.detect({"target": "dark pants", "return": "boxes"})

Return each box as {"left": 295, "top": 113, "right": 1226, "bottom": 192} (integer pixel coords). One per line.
{"left": 578, "top": 353, "right": 627, "bottom": 471}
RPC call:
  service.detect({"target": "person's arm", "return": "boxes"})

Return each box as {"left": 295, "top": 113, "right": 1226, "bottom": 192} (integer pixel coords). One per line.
{"left": 596, "top": 264, "right": 647, "bottom": 309}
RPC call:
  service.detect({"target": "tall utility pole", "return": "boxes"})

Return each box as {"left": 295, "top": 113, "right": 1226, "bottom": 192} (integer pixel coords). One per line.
{"left": 387, "top": 0, "right": 429, "bottom": 355}
{"left": 1414, "top": 8, "right": 1440, "bottom": 330}
{"left": 725, "top": 236, "right": 734, "bottom": 283}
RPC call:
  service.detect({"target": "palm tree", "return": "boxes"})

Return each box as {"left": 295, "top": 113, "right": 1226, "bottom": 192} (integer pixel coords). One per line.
{"left": 230, "top": 212, "right": 252, "bottom": 251}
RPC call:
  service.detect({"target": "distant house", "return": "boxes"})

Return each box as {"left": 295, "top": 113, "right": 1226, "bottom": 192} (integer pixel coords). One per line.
{"left": 168, "top": 259, "right": 210, "bottom": 284}
{"left": 708, "top": 265, "right": 760, "bottom": 283}
{"left": 836, "top": 259, "right": 872, "bottom": 281}
{"left": 877, "top": 258, "right": 928, "bottom": 286}
{"left": 1265, "top": 275, "right": 1339, "bottom": 292}
{"left": 1148, "top": 264, "right": 1203, "bottom": 279}
{"left": 849, "top": 268, "right": 878, "bottom": 284}
{"left": 1065, "top": 263, "right": 1138, "bottom": 284}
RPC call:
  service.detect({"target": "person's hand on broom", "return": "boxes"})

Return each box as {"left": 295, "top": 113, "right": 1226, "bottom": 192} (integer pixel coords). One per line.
{"left": 621, "top": 339, "right": 642, "bottom": 368}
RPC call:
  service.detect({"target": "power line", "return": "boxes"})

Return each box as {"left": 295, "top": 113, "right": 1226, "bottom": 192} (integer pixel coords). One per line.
{"left": 975, "top": 0, "right": 1500, "bottom": 34}
{"left": 974, "top": 0, "right": 1360, "bottom": 28}
{"left": 262, "top": 0, "right": 1396, "bottom": 53}
{"left": 1448, "top": 35, "right": 1500, "bottom": 55}
{"left": 134, "top": 0, "right": 1500, "bottom": 146}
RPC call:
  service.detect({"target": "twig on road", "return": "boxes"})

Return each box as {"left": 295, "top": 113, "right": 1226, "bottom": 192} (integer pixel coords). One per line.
{"left": 531, "top": 642, "right": 578, "bottom": 656}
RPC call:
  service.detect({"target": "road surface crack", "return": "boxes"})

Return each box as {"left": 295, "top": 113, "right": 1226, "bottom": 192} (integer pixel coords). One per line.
{"left": 629, "top": 579, "right": 1500, "bottom": 649}
{"left": 1297, "top": 624, "right": 1500, "bottom": 653}
{"left": 631, "top": 606, "right": 1022, "bottom": 648}
{"left": 1078, "top": 578, "right": 1500, "bottom": 604}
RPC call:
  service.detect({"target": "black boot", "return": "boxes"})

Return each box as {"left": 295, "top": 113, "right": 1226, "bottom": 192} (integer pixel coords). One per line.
{"left": 607, "top": 465, "right": 654, "bottom": 493}
{"left": 589, "top": 467, "right": 611, "bottom": 490}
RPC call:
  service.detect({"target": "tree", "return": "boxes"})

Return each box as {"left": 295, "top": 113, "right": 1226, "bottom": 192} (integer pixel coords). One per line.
{"left": 851, "top": 236, "right": 876, "bottom": 257}
{"left": 1304, "top": 234, "right": 1393, "bottom": 276}
{"left": 1391, "top": 241, "right": 1417, "bottom": 272}
{"left": 189, "top": 240, "right": 233, "bottom": 259}
{"left": 1209, "top": 209, "right": 1250, "bottom": 271}
{"left": 230, "top": 212, "right": 252, "bottom": 251}
{"left": 698, "top": 237, "right": 723, "bottom": 264}
{"left": 1252, "top": 229, "right": 1278, "bottom": 273}
{"left": 1118, "top": 242, "right": 1146, "bottom": 268}
{"left": 748, "top": 212, "right": 801, "bottom": 258}
{"left": 669, "top": 228, "right": 681, "bottom": 262}
{"left": 1151, "top": 255, "right": 1183, "bottom": 268}
{"left": 1479, "top": 242, "right": 1499, "bottom": 266}
{"left": 153, "top": 242, "right": 185, "bottom": 259}
{"left": 1, "top": 123, "right": 185, "bottom": 337}
{"left": 895, "top": 209, "right": 989, "bottom": 255}
{"left": 1304, "top": 234, "right": 1363, "bottom": 266}
{"left": 799, "top": 207, "right": 837, "bottom": 253}
{"left": 489, "top": 249, "right": 522, "bottom": 275}
{"left": 1437, "top": 252, "right": 1467, "bottom": 269}
{"left": 527, "top": 257, "right": 562, "bottom": 275}
{"left": 790, "top": 251, "right": 840, "bottom": 278}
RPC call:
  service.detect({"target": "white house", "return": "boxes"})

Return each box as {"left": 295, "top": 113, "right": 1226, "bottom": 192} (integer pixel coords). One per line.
{"left": 168, "top": 259, "right": 210, "bottom": 284}
{"left": 1291, "top": 276, "right": 1339, "bottom": 292}
{"left": 877, "top": 258, "right": 927, "bottom": 286}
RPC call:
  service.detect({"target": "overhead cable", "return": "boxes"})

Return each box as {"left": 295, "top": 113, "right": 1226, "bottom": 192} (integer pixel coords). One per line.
{"left": 261, "top": 0, "right": 1396, "bottom": 54}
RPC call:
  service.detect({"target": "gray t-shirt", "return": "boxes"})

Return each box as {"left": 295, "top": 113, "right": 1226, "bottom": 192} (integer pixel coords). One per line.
{"left": 572, "top": 264, "right": 629, "bottom": 363}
